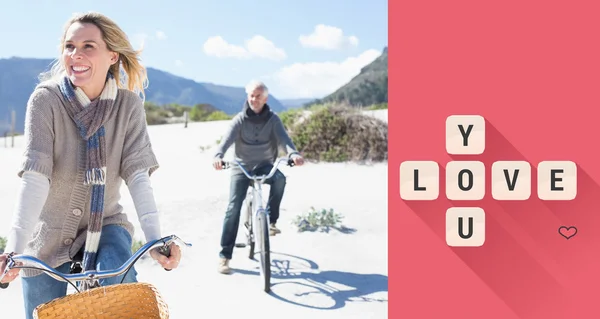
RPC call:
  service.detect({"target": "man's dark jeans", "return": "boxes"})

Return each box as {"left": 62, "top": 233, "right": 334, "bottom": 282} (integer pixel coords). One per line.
{"left": 219, "top": 163, "right": 286, "bottom": 260}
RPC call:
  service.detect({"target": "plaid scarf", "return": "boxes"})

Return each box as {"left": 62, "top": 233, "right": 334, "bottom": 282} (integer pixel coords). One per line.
{"left": 58, "top": 72, "right": 118, "bottom": 273}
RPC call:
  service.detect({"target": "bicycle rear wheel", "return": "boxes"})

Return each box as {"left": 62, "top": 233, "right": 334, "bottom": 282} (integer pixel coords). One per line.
{"left": 256, "top": 209, "right": 271, "bottom": 293}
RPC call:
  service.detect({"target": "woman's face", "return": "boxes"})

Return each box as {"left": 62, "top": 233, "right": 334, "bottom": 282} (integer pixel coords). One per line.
{"left": 62, "top": 21, "right": 118, "bottom": 99}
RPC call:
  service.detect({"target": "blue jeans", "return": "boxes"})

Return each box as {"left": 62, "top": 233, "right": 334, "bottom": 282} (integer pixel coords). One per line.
{"left": 21, "top": 224, "right": 138, "bottom": 319}
{"left": 219, "top": 164, "right": 286, "bottom": 260}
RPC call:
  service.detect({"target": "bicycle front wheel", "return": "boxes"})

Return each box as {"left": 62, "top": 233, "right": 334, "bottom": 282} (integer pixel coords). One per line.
{"left": 244, "top": 198, "right": 255, "bottom": 259}
{"left": 256, "top": 210, "right": 271, "bottom": 293}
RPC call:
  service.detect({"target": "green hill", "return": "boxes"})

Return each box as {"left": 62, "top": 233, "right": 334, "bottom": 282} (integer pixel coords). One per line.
{"left": 309, "top": 47, "right": 388, "bottom": 107}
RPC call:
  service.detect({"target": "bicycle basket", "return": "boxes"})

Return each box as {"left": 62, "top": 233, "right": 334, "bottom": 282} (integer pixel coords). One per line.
{"left": 33, "top": 282, "right": 169, "bottom": 319}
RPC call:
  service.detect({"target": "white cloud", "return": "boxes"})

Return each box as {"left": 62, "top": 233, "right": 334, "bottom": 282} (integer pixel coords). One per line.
{"left": 203, "top": 36, "right": 248, "bottom": 59}
{"left": 299, "top": 24, "right": 359, "bottom": 50}
{"left": 245, "top": 35, "right": 286, "bottom": 61}
{"left": 271, "top": 49, "right": 381, "bottom": 98}
{"left": 156, "top": 31, "right": 167, "bottom": 40}
{"left": 203, "top": 35, "right": 286, "bottom": 61}
{"left": 131, "top": 31, "right": 166, "bottom": 50}
{"left": 131, "top": 33, "right": 149, "bottom": 50}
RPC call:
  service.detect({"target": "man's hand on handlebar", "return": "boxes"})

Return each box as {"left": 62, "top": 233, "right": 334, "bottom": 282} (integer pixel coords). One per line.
{"left": 290, "top": 153, "right": 305, "bottom": 166}
{"left": 213, "top": 157, "right": 224, "bottom": 170}
{"left": 0, "top": 253, "right": 21, "bottom": 286}
{"left": 216, "top": 156, "right": 303, "bottom": 171}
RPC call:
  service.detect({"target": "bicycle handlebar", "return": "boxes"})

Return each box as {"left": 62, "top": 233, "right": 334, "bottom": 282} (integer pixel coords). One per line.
{"left": 221, "top": 157, "right": 295, "bottom": 182}
{"left": 0, "top": 234, "right": 191, "bottom": 290}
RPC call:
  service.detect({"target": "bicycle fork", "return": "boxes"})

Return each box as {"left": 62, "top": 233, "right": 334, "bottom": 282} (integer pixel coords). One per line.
{"left": 242, "top": 186, "right": 270, "bottom": 247}
{"left": 243, "top": 192, "right": 254, "bottom": 245}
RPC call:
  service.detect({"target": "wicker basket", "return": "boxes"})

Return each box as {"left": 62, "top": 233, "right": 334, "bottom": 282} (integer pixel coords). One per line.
{"left": 33, "top": 282, "right": 169, "bottom": 319}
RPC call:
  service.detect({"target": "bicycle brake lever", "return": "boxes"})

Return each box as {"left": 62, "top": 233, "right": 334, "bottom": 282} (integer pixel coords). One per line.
{"left": 157, "top": 244, "right": 172, "bottom": 272}
{"left": 0, "top": 254, "right": 13, "bottom": 289}
{"left": 221, "top": 161, "right": 230, "bottom": 169}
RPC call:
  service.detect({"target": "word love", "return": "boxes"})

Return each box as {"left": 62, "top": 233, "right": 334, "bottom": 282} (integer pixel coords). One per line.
{"left": 399, "top": 115, "right": 577, "bottom": 247}
{"left": 400, "top": 160, "right": 577, "bottom": 201}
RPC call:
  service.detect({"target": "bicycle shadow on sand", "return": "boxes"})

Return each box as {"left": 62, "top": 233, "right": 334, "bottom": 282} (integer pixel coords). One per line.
{"left": 231, "top": 252, "right": 388, "bottom": 310}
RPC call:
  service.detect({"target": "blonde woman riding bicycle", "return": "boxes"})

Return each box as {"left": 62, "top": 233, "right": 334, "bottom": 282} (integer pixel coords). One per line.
{"left": 0, "top": 11, "right": 182, "bottom": 318}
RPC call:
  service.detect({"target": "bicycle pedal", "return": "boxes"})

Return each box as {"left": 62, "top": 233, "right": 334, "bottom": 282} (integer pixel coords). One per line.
{"left": 235, "top": 243, "right": 246, "bottom": 248}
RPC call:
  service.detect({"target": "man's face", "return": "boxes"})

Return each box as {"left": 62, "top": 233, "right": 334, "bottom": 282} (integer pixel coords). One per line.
{"left": 248, "top": 88, "right": 268, "bottom": 112}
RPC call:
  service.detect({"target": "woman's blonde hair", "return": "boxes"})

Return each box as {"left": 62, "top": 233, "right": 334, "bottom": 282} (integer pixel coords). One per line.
{"left": 40, "top": 11, "right": 148, "bottom": 100}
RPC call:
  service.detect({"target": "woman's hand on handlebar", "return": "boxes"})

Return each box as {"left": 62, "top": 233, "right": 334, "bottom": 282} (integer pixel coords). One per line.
{"left": 0, "top": 253, "right": 20, "bottom": 285}
{"left": 149, "top": 242, "right": 182, "bottom": 271}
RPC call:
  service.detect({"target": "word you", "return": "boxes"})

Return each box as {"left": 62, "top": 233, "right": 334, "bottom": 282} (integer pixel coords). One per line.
{"left": 400, "top": 115, "right": 577, "bottom": 247}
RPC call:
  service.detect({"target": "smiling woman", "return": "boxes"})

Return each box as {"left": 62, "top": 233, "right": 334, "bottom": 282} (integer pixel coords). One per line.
{"left": 40, "top": 12, "right": 148, "bottom": 101}
{"left": 62, "top": 22, "right": 119, "bottom": 100}
{"left": 0, "top": 11, "right": 183, "bottom": 319}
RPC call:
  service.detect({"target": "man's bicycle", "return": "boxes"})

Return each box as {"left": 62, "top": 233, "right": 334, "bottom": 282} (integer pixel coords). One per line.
{"left": 0, "top": 234, "right": 191, "bottom": 318}
{"left": 222, "top": 157, "right": 294, "bottom": 293}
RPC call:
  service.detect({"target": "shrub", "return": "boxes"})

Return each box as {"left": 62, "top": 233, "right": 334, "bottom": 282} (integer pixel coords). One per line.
{"left": 288, "top": 103, "right": 387, "bottom": 163}
{"left": 0, "top": 236, "right": 6, "bottom": 254}
{"left": 367, "top": 102, "right": 388, "bottom": 110}
{"left": 279, "top": 108, "right": 304, "bottom": 131}
{"left": 205, "top": 111, "right": 232, "bottom": 121}
{"left": 292, "top": 207, "right": 344, "bottom": 232}
{"left": 145, "top": 110, "right": 170, "bottom": 125}
{"left": 189, "top": 103, "right": 218, "bottom": 121}
{"left": 291, "top": 207, "right": 356, "bottom": 234}
{"left": 143, "top": 101, "right": 233, "bottom": 125}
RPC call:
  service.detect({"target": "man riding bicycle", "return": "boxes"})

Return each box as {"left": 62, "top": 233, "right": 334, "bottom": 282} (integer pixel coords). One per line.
{"left": 212, "top": 80, "right": 304, "bottom": 274}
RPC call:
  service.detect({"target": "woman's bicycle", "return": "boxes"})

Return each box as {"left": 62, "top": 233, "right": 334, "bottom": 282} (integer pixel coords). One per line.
{"left": 222, "top": 157, "right": 295, "bottom": 293}
{"left": 0, "top": 234, "right": 191, "bottom": 318}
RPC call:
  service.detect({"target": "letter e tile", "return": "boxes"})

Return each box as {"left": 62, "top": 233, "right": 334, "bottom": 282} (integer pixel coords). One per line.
{"left": 537, "top": 161, "right": 577, "bottom": 200}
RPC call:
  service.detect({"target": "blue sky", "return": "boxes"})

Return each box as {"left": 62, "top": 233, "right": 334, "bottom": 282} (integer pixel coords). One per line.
{"left": 0, "top": 0, "right": 387, "bottom": 99}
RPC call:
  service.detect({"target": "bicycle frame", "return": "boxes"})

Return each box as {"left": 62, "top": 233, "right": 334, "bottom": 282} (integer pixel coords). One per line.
{"left": 0, "top": 234, "right": 191, "bottom": 293}
{"left": 223, "top": 157, "right": 294, "bottom": 226}
{"left": 246, "top": 176, "right": 266, "bottom": 251}
{"left": 222, "top": 157, "right": 294, "bottom": 292}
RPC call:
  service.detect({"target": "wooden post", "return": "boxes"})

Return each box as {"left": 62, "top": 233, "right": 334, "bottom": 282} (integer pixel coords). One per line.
{"left": 184, "top": 111, "right": 188, "bottom": 128}
{"left": 3, "top": 114, "right": 7, "bottom": 148}
{"left": 10, "top": 110, "right": 15, "bottom": 148}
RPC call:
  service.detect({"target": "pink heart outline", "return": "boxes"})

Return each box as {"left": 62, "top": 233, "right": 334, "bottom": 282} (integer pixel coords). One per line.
{"left": 558, "top": 226, "right": 577, "bottom": 240}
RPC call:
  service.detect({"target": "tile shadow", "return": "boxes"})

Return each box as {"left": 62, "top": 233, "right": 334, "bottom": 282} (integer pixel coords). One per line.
{"left": 403, "top": 119, "right": 570, "bottom": 318}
